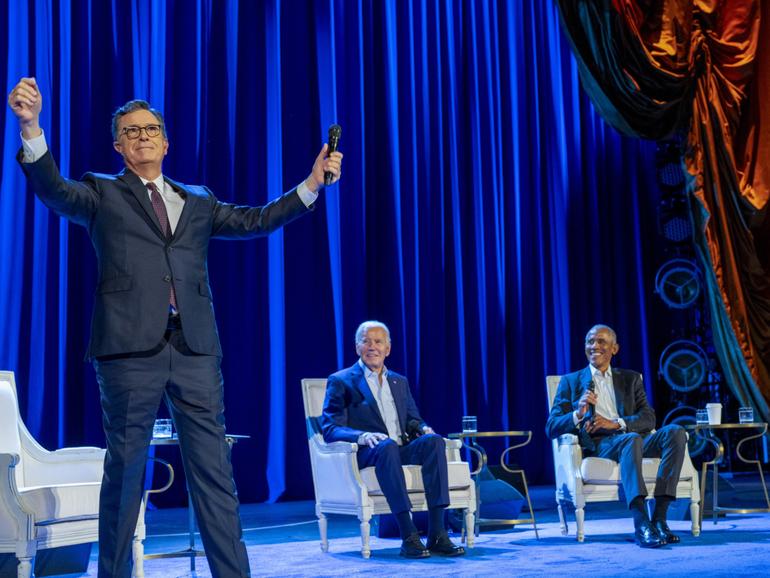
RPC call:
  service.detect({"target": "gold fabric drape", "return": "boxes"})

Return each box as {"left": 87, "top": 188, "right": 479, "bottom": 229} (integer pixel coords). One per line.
{"left": 557, "top": 0, "right": 770, "bottom": 406}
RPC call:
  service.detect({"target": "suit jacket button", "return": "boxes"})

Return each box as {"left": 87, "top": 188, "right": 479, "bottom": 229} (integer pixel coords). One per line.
{"left": 163, "top": 275, "right": 171, "bottom": 282}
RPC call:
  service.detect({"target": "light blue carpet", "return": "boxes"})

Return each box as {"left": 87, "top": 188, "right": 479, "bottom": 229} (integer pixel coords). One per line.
{"left": 81, "top": 513, "right": 770, "bottom": 577}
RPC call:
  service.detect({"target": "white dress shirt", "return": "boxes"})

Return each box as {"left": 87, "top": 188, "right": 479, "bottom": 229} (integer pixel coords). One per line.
{"left": 573, "top": 365, "right": 627, "bottom": 431}
{"left": 359, "top": 359, "right": 403, "bottom": 445}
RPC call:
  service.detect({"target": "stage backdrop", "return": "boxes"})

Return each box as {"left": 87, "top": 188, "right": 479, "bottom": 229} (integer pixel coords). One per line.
{"left": 0, "top": 0, "right": 665, "bottom": 504}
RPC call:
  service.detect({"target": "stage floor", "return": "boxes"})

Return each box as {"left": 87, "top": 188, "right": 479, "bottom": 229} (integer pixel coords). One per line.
{"left": 74, "top": 477, "right": 770, "bottom": 577}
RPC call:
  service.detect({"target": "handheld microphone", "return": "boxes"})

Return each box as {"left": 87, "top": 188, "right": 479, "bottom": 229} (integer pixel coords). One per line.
{"left": 584, "top": 379, "right": 596, "bottom": 424}
{"left": 324, "top": 124, "right": 342, "bottom": 186}
{"left": 404, "top": 419, "right": 423, "bottom": 444}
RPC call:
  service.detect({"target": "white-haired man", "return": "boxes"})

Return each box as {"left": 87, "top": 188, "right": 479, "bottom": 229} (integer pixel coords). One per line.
{"left": 321, "top": 321, "right": 465, "bottom": 558}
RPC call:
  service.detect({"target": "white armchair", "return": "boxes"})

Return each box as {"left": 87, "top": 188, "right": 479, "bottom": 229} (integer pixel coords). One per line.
{"left": 0, "top": 370, "right": 105, "bottom": 578}
{"left": 546, "top": 375, "right": 700, "bottom": 542}
{"left": 301, "top": 378, "right": 476, "bottom": 558}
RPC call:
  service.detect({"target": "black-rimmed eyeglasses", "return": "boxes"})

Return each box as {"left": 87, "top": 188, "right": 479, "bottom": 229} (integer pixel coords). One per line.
{"left": 120, "top": 124, "right": 162, "bottom": 139}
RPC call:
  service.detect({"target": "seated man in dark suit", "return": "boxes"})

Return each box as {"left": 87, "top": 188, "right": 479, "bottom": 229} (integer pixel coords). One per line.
{"left": 546, "top": 324, "right": 687, "bottom": 548}
{"left": 321, "top": 320, "right": 465, "bottom": 558}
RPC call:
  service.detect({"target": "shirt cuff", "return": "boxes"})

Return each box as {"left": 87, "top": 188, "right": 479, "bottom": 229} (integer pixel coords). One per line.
{"left": 572, "top": 410, "right": 581, "bottom": 427}
{"left": 616, "top": 418, "right": 627, "bottom": 431}
{"left": 296, "top": 180, "right": 319, "bottom": 208}
{"left": 21, "top": 130, "right": 48, "bottom": 163}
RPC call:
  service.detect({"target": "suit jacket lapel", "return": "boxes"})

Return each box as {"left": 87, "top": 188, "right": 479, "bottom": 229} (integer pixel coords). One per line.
{"left": 386, "top": 374, "right": 408, "bottom": 430}
{"left": 352, "top": 364, "right": 387, "bottom": 430}
{"left": 119, "top": 169, "right": 166, "bottom": 240}
{"left": 611, "top": 369, "right": 626, "bottom": 416}
{"left": 579, "top": 367, "right": 594, "bottom": 398}
{"left": 578, "top": 367, "right": 597, "bottom": 452}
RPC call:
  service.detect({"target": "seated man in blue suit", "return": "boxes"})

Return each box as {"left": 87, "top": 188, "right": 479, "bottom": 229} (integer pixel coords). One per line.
{"left": 321, "top": 321, "right": 465, "bottom": 558}
{"left": 546, "top": 324, "right": 687, "bottom": 548}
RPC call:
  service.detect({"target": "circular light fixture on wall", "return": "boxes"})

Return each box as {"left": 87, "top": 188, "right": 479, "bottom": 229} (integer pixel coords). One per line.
{"left": 659, "top": 340, "right": 708, "bottom": 392}
{"left": 655, "top": 259, "right": 701, "bottom": 309}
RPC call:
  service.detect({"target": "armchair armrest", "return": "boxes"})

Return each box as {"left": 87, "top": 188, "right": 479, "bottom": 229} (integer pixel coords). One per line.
{"left": 445, "top": 438, "right": 463, "bottom": 462}
{"left": 0, "top": 453, "right": 34, "bottom": 536}
{"left": 52, "top": 447, "right": 105, "bottom": 457}
{"left": 314, "top": 440, "right": 358, "bottom": 454}
{"left": 557, "top": 434, "right": 579, "bottom": 446}
{"left": 550, "top": 437, "right": 584, "bottom": 503}
{"left": 308, "top": 437, "right": 367, "bottom": 507}
{"left": 23, "top": 447, "right": 106, "bottom": 486}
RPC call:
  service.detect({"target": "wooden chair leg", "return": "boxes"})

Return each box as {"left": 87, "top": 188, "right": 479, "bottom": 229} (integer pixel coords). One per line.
{"left": 575, "top": 507, "right": 585, "bottom": 542}
{"left": 464, "top": 508, "right": 475, "bottom": 547}
{"left": 318, "top": 511, "right": 329, "bottom": 552}
{"left": 16, "top": 556, "right": 33, "bottom": 578}
{"left": 690, "top": 500, "right": 701, "bottom": 537}
{"left": 557, "top": 500, "right": 568, "bottom": 536}
{"left": 359, "top": 514, "right": 372, "bottom": 559}
{"left": 131, "top": 535, "right": 145, "bottom": 577}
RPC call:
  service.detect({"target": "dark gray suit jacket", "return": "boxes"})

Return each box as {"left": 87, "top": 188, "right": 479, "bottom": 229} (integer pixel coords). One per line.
{"left": 545, "top": 366, "right": 656, "bottom": 449}
{"left": 20, "top": 150, "right": 311, "bottom": 359}
{"left": 321, "top": 362, "right": 426, "bottom": 444}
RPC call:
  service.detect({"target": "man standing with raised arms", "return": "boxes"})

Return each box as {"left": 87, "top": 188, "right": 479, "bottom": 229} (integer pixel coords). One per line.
{"left": 8, "top": 77, "right": 342, "bottom": 577}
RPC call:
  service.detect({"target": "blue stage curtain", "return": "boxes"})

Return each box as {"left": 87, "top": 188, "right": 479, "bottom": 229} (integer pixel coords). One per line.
{"left": 555, "top": 0, "right": 770, "bottom": 423}
{"left": 1, "top": 0, "right": 663, "bottom": 502}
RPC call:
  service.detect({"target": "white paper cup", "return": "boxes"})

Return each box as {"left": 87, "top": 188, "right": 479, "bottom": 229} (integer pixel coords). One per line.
{"left": 706, "top": 403, "right": 722, "bottom": 425}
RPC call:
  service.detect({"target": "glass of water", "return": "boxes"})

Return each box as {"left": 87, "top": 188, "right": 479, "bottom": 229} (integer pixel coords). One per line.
{"left": 738, "top": 407, "right": 754, "bottom": 424}
{"left": 695, "top": 409, "right": 709, "bottom": 425}
{"left": 462, "top": 415, "right": 477, "bottom": 433}
{"left": 153, "top": 418, "right": 173, "bottom": 439}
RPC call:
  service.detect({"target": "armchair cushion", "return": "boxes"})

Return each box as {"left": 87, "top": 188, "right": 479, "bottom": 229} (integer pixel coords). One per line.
{"left": 19, "top": 482, "right": 101, "bottom": 525}
{"left": 580, "top": 457, "right": 662, "bottom": 484}
{"left": 580, "top": 455, "right": 695, "bottom": 485}
{"left": 359, "top": 462, "right": 473, "bottom": 496}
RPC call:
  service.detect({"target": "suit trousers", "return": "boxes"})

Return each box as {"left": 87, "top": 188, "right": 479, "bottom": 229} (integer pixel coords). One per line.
{"left": 590, "top": 424, "right": 687, "bottom": 507}
{"left": 93, "top": 321, "right": 250, "bottom": 578}
{"left": 356, "top": 434, "right": 450, "bottom": 514}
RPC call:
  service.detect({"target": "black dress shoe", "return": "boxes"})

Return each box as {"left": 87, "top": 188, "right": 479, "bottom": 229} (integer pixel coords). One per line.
{"left": 400, "top": 533, "right": 430, "bottom": 558}
{"left": 654, "top": 520, "right": 680, "bottom": 544}
{"left": 426, "top": 532, "right": 466, "bottom": 557}
{"left": 634, "top": 520, "right": 665, "bottom": 548}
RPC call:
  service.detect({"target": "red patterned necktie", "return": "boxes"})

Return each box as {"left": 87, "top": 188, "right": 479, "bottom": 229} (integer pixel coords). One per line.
{"left": 147, "top": 182, "right": 178, "bottom": 310}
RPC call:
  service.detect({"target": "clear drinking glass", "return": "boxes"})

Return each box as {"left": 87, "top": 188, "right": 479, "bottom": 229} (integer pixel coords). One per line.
{"left": 153, "top": 418, "right": 173, "bottom": 439}
{"left": 739, "top": 407, "right": 754, "bottom": 424}
{"left": 695, "top": 409, "right": 709, "bottom": 425}
{"left": 462, "top": 415, "right": 477, "bottom": 433}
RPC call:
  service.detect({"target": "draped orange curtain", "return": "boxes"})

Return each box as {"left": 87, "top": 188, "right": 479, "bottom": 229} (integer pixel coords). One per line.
{"left": 556, "top": 0, "right": 770, "bottom": 408}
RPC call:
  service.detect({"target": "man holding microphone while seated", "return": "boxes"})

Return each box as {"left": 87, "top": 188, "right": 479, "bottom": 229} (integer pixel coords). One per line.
{"left": 546, "top": 324, "right": 687, "bottom": 548}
